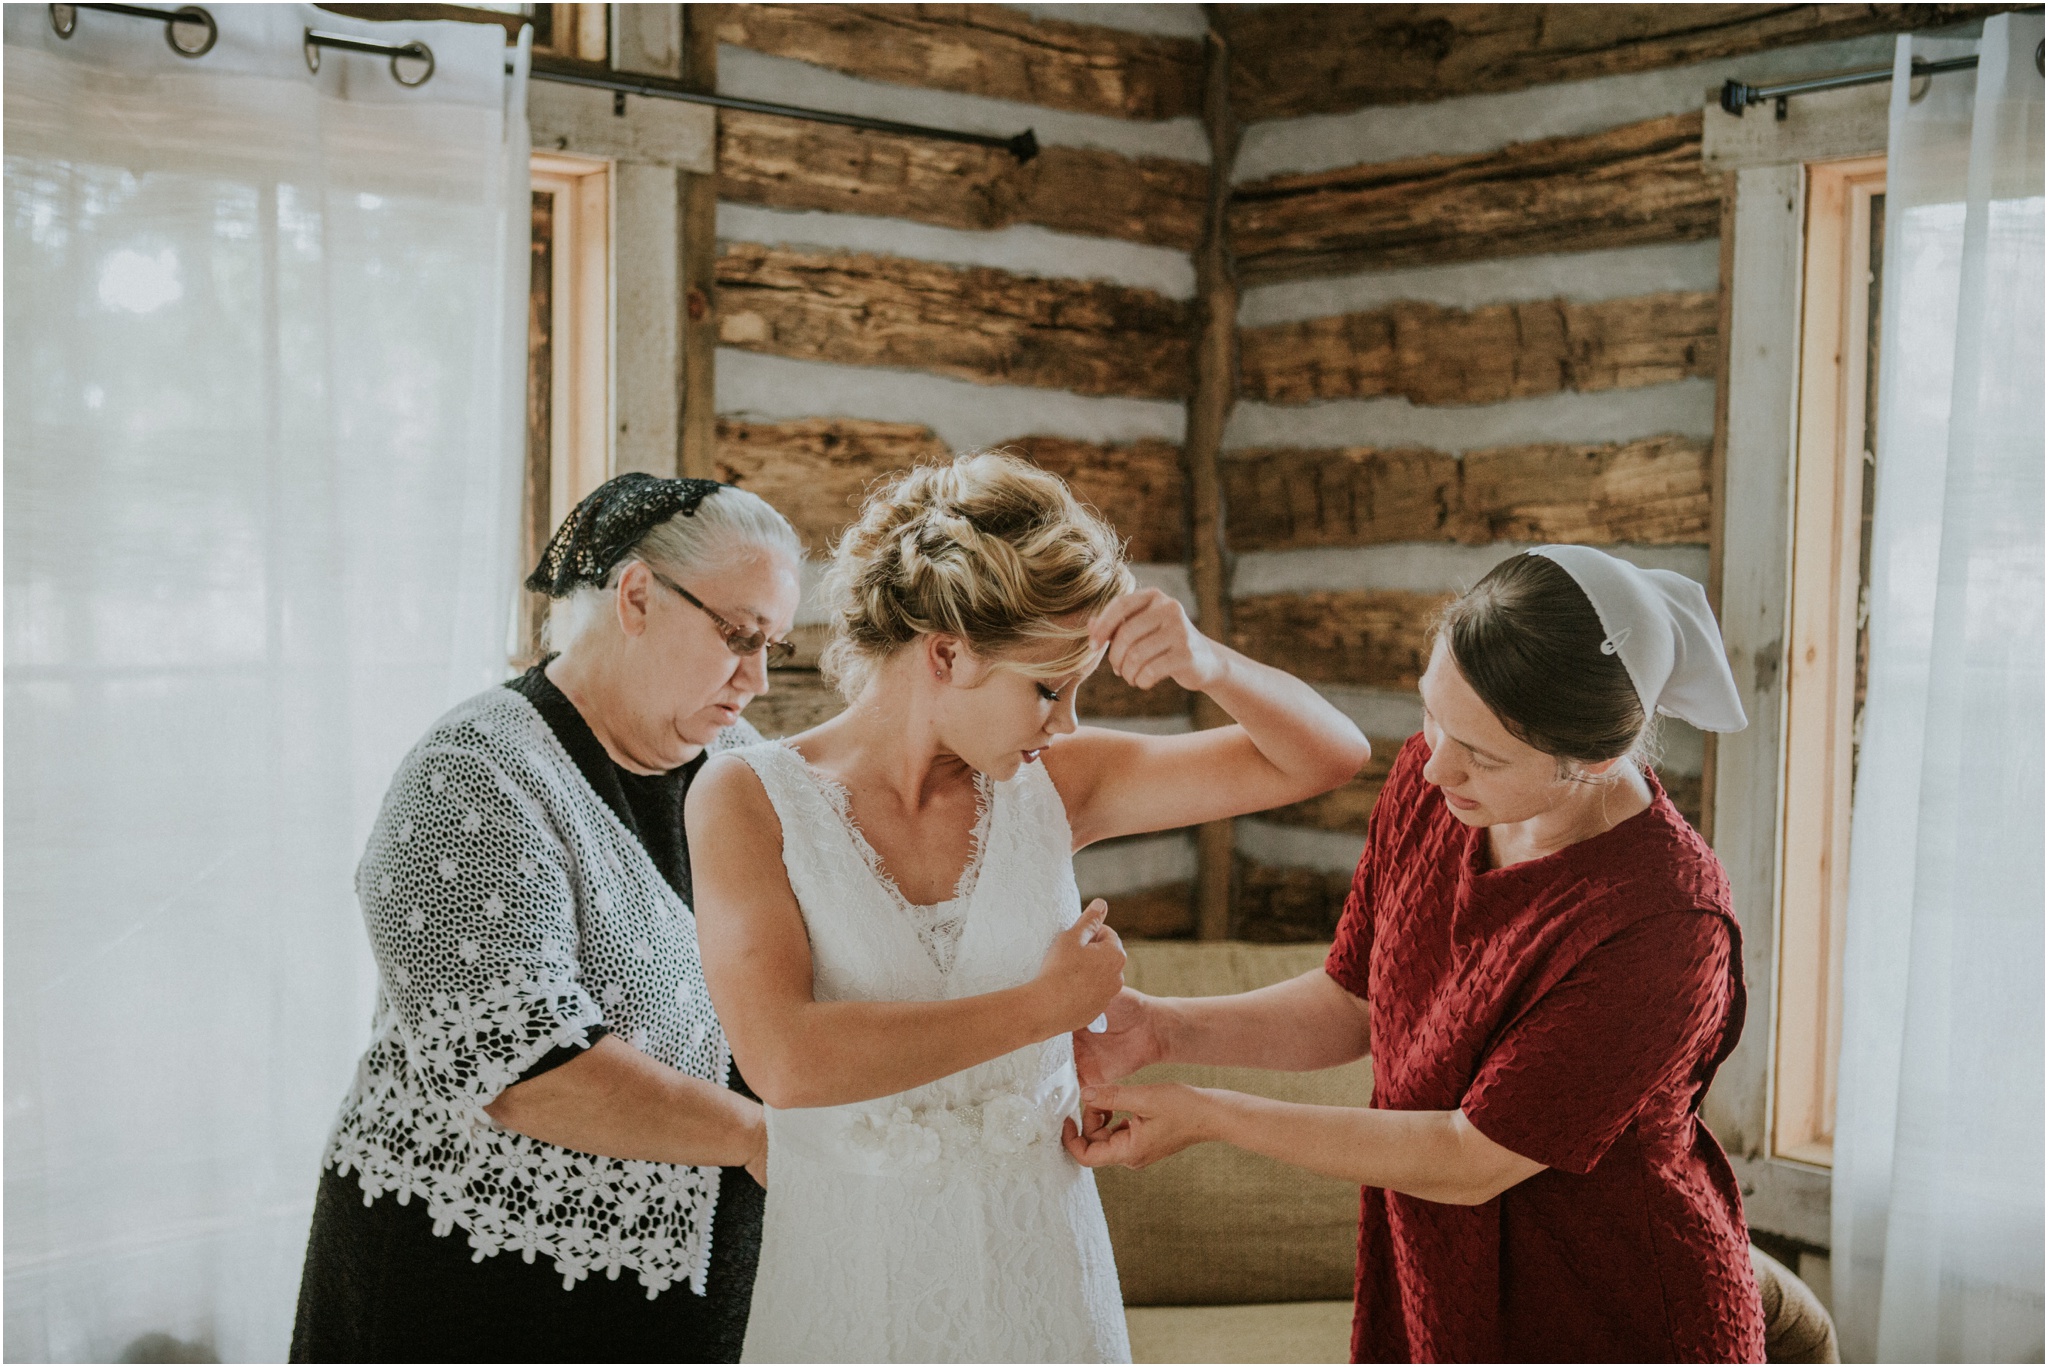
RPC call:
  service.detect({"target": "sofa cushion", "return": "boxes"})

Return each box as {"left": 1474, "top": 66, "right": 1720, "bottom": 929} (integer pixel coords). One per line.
{"left": 1097, "top": 941, "right": 1370, "bottom": 1307}
{"left": 1126, "top": 1299, "right": 1354, "bottom": 1364}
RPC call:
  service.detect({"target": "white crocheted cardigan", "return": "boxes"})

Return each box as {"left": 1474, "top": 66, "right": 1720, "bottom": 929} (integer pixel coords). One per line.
{"left": 322, "top": 685, "right": 757, "bottom": 1298}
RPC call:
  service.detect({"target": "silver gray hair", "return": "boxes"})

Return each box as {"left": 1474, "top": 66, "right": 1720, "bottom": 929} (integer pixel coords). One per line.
{"left": 544, "top": 484, "right": 802, "bottom": 653}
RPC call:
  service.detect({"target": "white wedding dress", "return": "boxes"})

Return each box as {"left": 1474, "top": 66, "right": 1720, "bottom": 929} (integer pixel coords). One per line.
{"left": 731, "top": 741, "right": 1130, "bottom": 1364}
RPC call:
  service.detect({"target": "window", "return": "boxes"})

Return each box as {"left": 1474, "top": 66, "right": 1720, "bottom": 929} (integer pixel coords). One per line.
{"left": 1774, "top": 155, "right": 1885, "bottom": 1167}
{"left": 531, "top": 3, "right": 608, "bottom": 63}
{"left": 520, "top": 151, "right": 611, "bottom": 661}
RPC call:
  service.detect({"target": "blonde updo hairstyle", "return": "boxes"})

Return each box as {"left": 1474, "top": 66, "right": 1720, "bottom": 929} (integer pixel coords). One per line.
{"left": 821, "top": 451, "right": 1135, "bottom": 702}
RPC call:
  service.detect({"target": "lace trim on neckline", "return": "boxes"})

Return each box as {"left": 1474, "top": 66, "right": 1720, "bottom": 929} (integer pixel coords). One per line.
{"left": 780, "top": 744, "right": 993, "bottom": 975}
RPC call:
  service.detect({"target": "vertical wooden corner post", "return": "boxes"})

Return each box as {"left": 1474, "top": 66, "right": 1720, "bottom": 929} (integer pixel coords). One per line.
{"left": 1188, "top": 14, "right": 1239, "bottom": 940}
{"left": 678, "top": 3, "right": 720, "bottom": 480}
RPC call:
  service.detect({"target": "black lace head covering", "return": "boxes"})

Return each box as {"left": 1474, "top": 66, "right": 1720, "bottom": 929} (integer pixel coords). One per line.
{"left": 525, "top": 473, "right": 726, "bottom": 597}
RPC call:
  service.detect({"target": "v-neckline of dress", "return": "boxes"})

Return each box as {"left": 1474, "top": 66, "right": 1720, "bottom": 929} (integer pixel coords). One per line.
{"left": 781, "top": 743, "right": 995, "bottom": 977}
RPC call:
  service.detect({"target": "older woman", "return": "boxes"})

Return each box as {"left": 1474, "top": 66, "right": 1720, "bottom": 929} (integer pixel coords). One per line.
{"left": 290, "top": 475, "right": 802, "bottom": 1363}
{"left": 1068, "top": 546, "right": 1767, "bottom": 1363}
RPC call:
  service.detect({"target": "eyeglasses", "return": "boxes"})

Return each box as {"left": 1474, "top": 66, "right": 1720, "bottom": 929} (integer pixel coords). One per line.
{"left": 644, "top": 566, "right": 797, "bottom": 666}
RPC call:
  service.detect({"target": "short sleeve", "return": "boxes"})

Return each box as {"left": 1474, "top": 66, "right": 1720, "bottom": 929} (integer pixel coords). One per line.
{"left": 1461, "top": 911, "right": 1734, "bottom": 1175}
{"left": 357, "top": 744, "right": 605, "bottom": 1108}
{"left": 1324, "top": 837, "right": 1375, "bottom": 998}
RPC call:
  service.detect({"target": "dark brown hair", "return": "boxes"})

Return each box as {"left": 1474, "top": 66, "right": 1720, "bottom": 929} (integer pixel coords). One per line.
{"left": 1438, "top": 553, "right": 1648, "bottom": 766}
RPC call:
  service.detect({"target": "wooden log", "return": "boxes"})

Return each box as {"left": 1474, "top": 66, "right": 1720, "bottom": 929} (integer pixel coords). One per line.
{"left": 1239, "top": 291, "right": 1718, "bottom": 406}
{"left": 718, "top": 109, "right": 1207, "bottom": 251}
{"left": 1228, "top": 590, "right": 1450, "bottom": 690}
{"left": 1005, "top": 436, "right": 1187, "bottom": 564}
{"left": 1217, "top": 3, "right": 2018, "bottom": 121}
{"left": 713, "top": 418, "right": 1186, "bottom": 561}
{"left": 1102, "top": 881, "right": 1195, "bottom": 939}
{"left": 717, "top": 3, "right": 1201, "bottom": 121}
{"left": 714, "top": 416, "right": 950, "bottom": 551}
{"left": 715, "top": 242, "right": 1193, "bottom": 400}
{"left": 1460, "top": 434, "right": 1712, "bottom": 545}
{"left": 1233, "top": 859, "right": 1351, "bottom": 942}
{"left": 1262, "top": 743, "right": 1400, "bottom": 834}
{"left": 678, "top": 7, "right": 719, "bottom": 478}
{"left": 1221, "top": 435, "right": 1710, "bottom": 552}
{"left": 1229, "top": 112, "right": 1720, "bottom": 284}
{"left": 1224, "top": 445, "right": 1462, "bottom": 550}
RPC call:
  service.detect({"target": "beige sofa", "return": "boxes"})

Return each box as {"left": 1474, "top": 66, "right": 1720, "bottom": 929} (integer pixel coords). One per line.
{"left": 1096, "top": 941, "right": 1840, "bottom": 1364}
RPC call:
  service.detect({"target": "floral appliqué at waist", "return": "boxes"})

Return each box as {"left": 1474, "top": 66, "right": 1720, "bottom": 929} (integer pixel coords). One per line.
{"left": 848, "top": 1090, "right": 1055, "bottom": 1165}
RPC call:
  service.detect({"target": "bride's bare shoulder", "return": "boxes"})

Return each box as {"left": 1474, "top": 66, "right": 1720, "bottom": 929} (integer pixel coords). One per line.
{"left": 688, "top": 749, "right": 777, "bottom": 827}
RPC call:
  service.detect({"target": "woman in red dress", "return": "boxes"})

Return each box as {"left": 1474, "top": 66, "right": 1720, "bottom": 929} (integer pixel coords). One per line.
{"left": 1064, "top": 546, "right": 1767, "bottom": 1363}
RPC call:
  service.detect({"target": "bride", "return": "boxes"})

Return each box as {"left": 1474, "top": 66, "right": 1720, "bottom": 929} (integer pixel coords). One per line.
{"left": 687, "top": 452, "right": 1370, "bottom": 1362}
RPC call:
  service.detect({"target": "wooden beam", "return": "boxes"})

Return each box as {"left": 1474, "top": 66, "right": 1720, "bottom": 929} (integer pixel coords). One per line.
{"left": 1216, "top": 3, "right": 2020, "bottom": 121}
{"left": 716, "top": 3, "right": 1202, "bottom": 121}
{"left": 678, "top": 6, "right": 719, "bottom": 479}
{"left": 1700, "top": 170, "right": 1739, "bottom": 847}
{"left": 1239, "top": 290, "right": 1718, "bottom": 406}
{"left": 715, "top": 242, "right": 1193, "bottom": 400}
{"left": 718, "top": 110, "right": 1207, "bottom": 250}
{"left": 1186, "top": 25, "right": 1240, "bottom": 942}
{"left": 1229, "top": 112, "right": 1719, "bottom": 284}
{"left": 1221, "top": 435, "right": 1712, "bottom": 552}
{"left": 713, "top": 418, "right": 1187, "bottom": 561}
{"left": 1228, "top": 589, "right": 1452, "bottom": 690}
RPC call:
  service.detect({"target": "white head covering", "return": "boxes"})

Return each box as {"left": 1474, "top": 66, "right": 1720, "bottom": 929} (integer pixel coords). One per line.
{"left": 1525, "top": 546, "right": 1748, "bottom": 733}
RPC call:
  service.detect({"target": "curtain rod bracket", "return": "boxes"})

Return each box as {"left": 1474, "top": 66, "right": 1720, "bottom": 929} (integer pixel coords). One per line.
{"left": 51, "top": 4, "right": 216, "bottom": 58}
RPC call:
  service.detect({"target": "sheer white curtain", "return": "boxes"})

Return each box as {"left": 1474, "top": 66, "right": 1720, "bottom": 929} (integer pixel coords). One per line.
{"left": 1831, "top": 12, "right": 2045, "bottom": 1363}
{"left": 4, "top": 8, "right": 529, "bottom": 1360}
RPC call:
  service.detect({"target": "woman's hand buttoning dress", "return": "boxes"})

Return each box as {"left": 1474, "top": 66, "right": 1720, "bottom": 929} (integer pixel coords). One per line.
{"left": 688, "top": 452, "right": 1370, "bottom": 1364}
{"left": 290, "top": 475, "right": 805, "bottom": 1364}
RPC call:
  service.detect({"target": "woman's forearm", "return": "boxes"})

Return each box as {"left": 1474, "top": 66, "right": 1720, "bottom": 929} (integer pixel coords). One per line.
{"left": 1199, "top": 645, "right": 1370, "bottom": 791}
{"left": 1161, "top": 969, "right": 1371, "bottom": 1071}
{"left": 737, "top": 982, "right": 1062, "bottom": 1110}
{"left": 1200, "top": 1092, "right": 1539, "bottom": 1205}
{"left": 485, "top": 1034, "right": 763, "bottom": 1166}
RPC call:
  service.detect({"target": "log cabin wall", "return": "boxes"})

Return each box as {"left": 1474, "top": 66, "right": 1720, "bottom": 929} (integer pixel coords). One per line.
{"left": 706, "top": 3, "right": 1215, "bottom": 938}
{"left": 1208, "top": 4, "right": 2000, "bottom": 943}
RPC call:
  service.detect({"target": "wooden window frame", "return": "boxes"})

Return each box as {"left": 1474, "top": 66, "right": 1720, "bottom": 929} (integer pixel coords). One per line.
{"left": 1772, "top": 154, "right": 1886, "bottom": 1168}
{"left": 520, "top": 151, "right": 612, "bottom": 661}
{"left": 532, "top": 2, "right": 608, "bottom": 62}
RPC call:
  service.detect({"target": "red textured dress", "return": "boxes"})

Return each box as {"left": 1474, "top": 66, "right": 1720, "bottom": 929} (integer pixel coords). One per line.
{"left": 1324, "top": 735, "right": 1765, "bottom": 1363}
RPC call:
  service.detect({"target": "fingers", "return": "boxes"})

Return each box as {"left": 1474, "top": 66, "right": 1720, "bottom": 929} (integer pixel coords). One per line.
{"left": 1075, "top": 899, "right": 1108, "bottom": 939}
{"left": 1088, "top": 590, "right": 1156, "bottom": 646}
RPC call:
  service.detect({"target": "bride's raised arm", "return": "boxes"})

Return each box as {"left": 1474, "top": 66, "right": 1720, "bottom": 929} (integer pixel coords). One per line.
{"left": 686, "top": 756, "right": 1125, "bottom": 1109}
{"left": 1043, "top": 587, "right": 1371, "bottom": 849}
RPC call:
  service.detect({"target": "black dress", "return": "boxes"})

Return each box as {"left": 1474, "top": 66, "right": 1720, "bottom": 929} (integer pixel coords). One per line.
{"left": 289, "top": 664, "right": 762, "bottom": 1362}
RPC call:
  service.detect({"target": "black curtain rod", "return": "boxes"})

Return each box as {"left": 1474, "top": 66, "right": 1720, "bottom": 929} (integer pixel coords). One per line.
{"left": 1722, "top": 54, "right": 1983, "bottom": 119}
{"left": 528, "top": 59, "right": 1039, "bottom": 163}
{"left": 45, "top": 4, "right": 1039, "bottom": 163}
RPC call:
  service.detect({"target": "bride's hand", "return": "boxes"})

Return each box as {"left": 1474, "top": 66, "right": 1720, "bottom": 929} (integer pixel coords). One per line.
{"left": 1089, "top": 588, "right": 1224, "bottom": 693}
{"left": 1061, "top": 1082, "right": 1215, "bottom": 1169}
{"left": 1072, "top": 987, "right": 1168, "bottom": 1088}
{"left": 1032, "top": 899, "right": 1126, "bottom": 1035}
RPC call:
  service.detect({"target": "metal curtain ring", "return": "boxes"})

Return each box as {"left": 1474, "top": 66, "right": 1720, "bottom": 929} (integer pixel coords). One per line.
{"left": 49, "top": 4, "right": 77, "bottom": 38}
{"left": 164, "top": 4, "right": 213, "bottom": 56}
{"left": 390, "top": 40, "right": 433, "bottom": 88}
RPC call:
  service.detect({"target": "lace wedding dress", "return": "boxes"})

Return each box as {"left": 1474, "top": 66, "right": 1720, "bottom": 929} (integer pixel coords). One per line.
{"left": 730, "top": 742, "right": 1130, "bottom": 1363}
